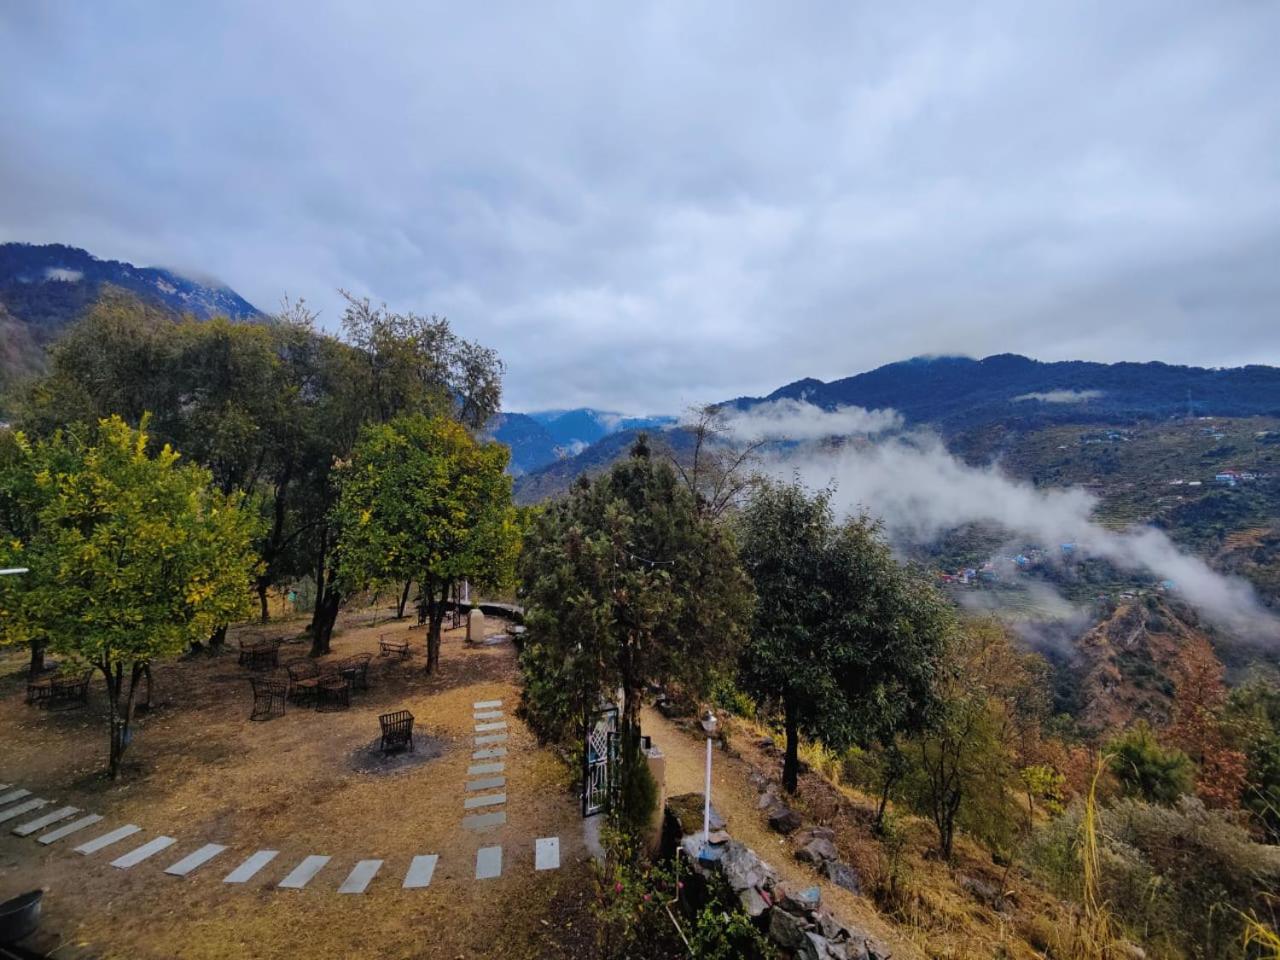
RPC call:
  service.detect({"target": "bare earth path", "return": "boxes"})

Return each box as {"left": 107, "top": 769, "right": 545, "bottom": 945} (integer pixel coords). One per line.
{"left": 0, "top": 609, "right": 594, "bottom": 959}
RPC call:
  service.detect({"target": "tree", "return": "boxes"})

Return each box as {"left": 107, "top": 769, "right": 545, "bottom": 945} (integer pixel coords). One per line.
{"left": 899, "top": 617, "right": 1044, "bottom": 858}
{"left": 1107, "top": 721, "right": 1195, "bottom": 806}
{"left": 331, "top": 415, "right": 520, "bottom": 670}
{"left": 1224, "top": 677, "right": 1280, "bottom": 842}
{"left": 1166, "top": 640, "right": 1247, "bottom": 809}
{"left": 519, "top": 436, "right": 751, "bottom": 826}
{"left": 667, "top": 405, "right": 765, "bottom": 522}
{"left": 735, "top": 479, "right": 952, "bottom": 794}
{"left": 0, "top": 417, "right": 259, "bottom": 777}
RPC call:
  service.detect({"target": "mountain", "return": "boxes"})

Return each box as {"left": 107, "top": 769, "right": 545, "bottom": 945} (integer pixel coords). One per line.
{"left": 0, "top": 242, "right": 264, "bottom": 397}
{"left": 486, "top": 413, "right": 560, "bottom": 476}
{"left": 737, "top": 353, "right": 1280, "bottom": 430}
{"left": 491, "top": 407, "right": 678, "bottom": 475}
{"left": 513, "top": 353, "right": 1280, "bottom": 502}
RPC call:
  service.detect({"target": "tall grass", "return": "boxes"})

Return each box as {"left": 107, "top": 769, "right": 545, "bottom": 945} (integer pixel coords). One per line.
{"left": 1055, "top": 756, "right": 1119, "bottom": 959}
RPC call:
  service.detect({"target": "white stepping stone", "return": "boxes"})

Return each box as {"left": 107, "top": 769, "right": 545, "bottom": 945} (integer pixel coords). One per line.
{"left": 463, "top": 792, "right": 506, "bottom": 810}
{"left": 463, "top": 811, "right": 506, "bottom": 830}
{"left": 403, "top": 854, "right": 438, "bottom": 889}
{"left": 224, "top": 849, "right": 278, "bottom": 884}
{"left": 0, "top": 788, "right": 31, "bottom": 806}
{"left": 474, "top": 721, "right": 507, "bottom": 732}
{"left": 338, "top": 859, "right": 382, "bottom": 894}
{"left": 473, "top": 699, "right": 502, "bottom": 709}
{"left": 0, "top": 798, "right": 47, "bottom": 824}
{"left": 278, "top": 855, "right": 330, "bottom": 889}
{"left": 473, "top": 711, "right": 503, "bottom": 721}
{"left": 466, "top": 777, "right": 506, "bottom": 792}
{"left": 38, "top": 813, "right": 102, "bottom": 844}
{"left": 75, "top": 823, "right": 141, "bottom": 855}
{"left": 165, "top": 843, "right": 227, "bottom": 877}
{"left": 474, "top": 733, "right": 508, "bottom": 745}
{"left": 468, "top": 762, "right": 504, "bottom": 776}
{"left": 111, "top": 835, "right": 176, "bottom": 869}
{"left": 475, "top": 845, "right": 502, "bottom": 880}
{"left": 13, "top": 805, "right": 78, "bottom": 837}
{"left": 535, "top": 837, "right": 560, "bottom": 871}
{"left": 472, "top": 747, "right": 507, "bottom": 760}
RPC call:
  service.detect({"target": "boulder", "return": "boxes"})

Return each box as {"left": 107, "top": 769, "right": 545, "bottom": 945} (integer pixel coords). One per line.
{"left": 776, "top": 882, "right": 822, "bottom": 916}
{"left": 738, "top": 885, "right": 770, "bottom": 919}
{"left": 768, "top": 907, "right": 811, "bottom": 951}
{"left": 796, "top": 836, "right": 839, "bottom": 864}
{"left": 466, "top": 607, "right": 485, "bottom": 643}
{"left": 720, "top": 840, "right": 777, "bottom": 893}
{"left": 768, "top": 805, "right": 804, "bottom": 835}
{"left": 822, "top": 860, "right": 862, "bottom": 895}
{"left": 665, "top": 793, "right": 726, "bottom": 837}
{"left": 796, "top": 825, "right": 836, "bottom": 843}
{"left": 799, "top": 932, "right": 831, "bottom": 960}
{"left": 758, "top": 788, "right": 781, "bottom": 811}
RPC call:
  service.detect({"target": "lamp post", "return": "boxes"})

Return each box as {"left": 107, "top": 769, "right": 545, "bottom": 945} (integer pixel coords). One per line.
{"left": 700, "top": 711, "right": 718, "bottom": 845}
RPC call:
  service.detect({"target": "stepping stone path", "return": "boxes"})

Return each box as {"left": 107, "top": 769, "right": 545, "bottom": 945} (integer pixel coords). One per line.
{"left": 2, "top": 702, "right": 565, "bottom": 896}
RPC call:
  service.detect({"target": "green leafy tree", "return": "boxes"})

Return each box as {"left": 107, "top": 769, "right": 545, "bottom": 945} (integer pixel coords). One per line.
{"left": 519, "top": 436, "right": 751, "bottom": 828}
{"left": 0, "top": 417, "right": 259, "bottom": 777}
{"left": 1224, "top": 677, "right": 1280, "bottom": 842}
{"left": 1107, "top": 721, "right": 1196, "bottom": 806}
{"left": 332, "top": 414, "right": 519, "bottom": 670}
{"left": 735, "top": 479, "right": 952, "bottom": 794}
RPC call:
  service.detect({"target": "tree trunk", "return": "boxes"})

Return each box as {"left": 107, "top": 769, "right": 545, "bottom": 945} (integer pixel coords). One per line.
{"left": 397, "top": 579, "right": 412, "bottom": 620}
{"left": 257, "top": 579, "right": 270, "bottom": 622}
{"left": 310, "top": 526, "right": 329, "bottom": 634}
{"left": 425, "top": 580, "right": 448, "bottom": 674}
{"left": 782, "top": 697, "right": 800, "bottom": 794}
{"left": 208, "top": 624, "right": 227, "bottom": 652}
{"left": 28, "top": 639, "right": 46, "bottom": 679}
{"left": 106, "top": 661, "right": 144, "bottom": 779}
{"left": 311, "top": 586, "right": 341, "bottom": 657}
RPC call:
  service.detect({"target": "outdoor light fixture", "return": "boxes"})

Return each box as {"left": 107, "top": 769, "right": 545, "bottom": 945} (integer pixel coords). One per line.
{"left": 700, "top": 711, "right": 719, "bottom": 846}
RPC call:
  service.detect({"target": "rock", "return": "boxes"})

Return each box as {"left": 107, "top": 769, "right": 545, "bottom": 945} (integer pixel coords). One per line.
{"left": 666, "top": 793, "right": 726, "bottom": 837}
{"left": 466, "top": 607, "right": 485, "bottom": 642}
{"left": 796, "top": 836, "right": 839, "bottom": 864}
{"left": 822, "top": 860, "right": 861, "bottom": 894}
{"left": 815, "top": 911, "right": 848, "bottom": 942}
{"left": 720, "top": 840, "right": 777, "bottom": 892}
{"left": 776, "top": 882, "right": 822, "bottom": 916}
{"left": 959, "top": 874, "right": 1004, "bottom": 910}
{"left": 768, "top": 907, "right": 811, "bottom": 951}
{"left": 706, "top": 829, "right": 730, "bottom": 846}
{"left": 768, "top": 805, "right": 804, "bottom": 835}
{"left": 797, "top": 825, "right": 836, "bottom": 843}
{"left": 798, "top": 932, "right": 831, "bottom": 960}
{"left": 748, "top": 770, "right": 770, "bottom": 792}
{"left": 860, "top": 935, "right": 893, "bottom": 960}
{"left": 758, "top": 788, "right": 781, "bottom": 810}
{"left": 738, "top": 885, "right": 770, "bottom": 918}
{"left": 757, "top": 736, "right": 778, "bottom": 752}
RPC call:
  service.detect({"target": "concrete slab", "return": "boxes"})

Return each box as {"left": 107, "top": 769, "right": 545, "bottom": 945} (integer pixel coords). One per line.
{"left": 463, "top": 812, "right": 507, "bottom": 830}
{"left": 463, "top": 792, "right": 506, "bottom": 810}
{"left": 110, "top": 835, "right": 177, "bottom": 869}
{"left": 165, "top": 843, "right": 228, "bottom": 877}
{"left": 0, "top": 789, "right": 31, "bottom": 806}
{"left": 12, "top": 805, "right": 78, "bottom": 837}
{"left": 473, "top": 710, "right": 503, "bottom": 720}
{"left": 474, "top": 733, "right": 508, "bottom": 745}
{"left": 37, "top": 813, "right": 102, "bottom": 845}
{"left": 224, "top": 849, "right": 278, "bottom": 884}
{"left": 475, "top": 845, "right": 502, "bottom": 880}
{"left": 535, "top": 837, "right": 560, "bottom": 871}
{"left": 474, "top": 721, "right": 508, "bottom": 732}
{"left": 467, "top": 762, "right": 505, "bottom": 776}
{"left": 471, "top": 747, "right": 507, "bottom": 760}
{"left": 403, "top": 854, "right": 438, "bottom": 889}
{"left": 473, "top": 699, "right": 502, "bottom": 709}
{"left": 75, "top": 824, "right": 141, "bottom": 855}
{"left": 0, "top": 799, "right": 48, "bottom": 824}
{"left": 338, "top": 859, "right": 382, "bottom": 894}
{"left": 278, "top": 855, "right": 330, "bottom": 889}
{"left": 465, "top": 777, "right": 506, "bottom": 792}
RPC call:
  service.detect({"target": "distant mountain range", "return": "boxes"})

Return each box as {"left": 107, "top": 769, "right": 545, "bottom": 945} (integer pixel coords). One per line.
{"left": 513, "top": 354, "right": 1280, "bottom": 502}
{"left": 489, "top": 408, "right": 676, "bottom": 475}
{"left": 0, "top": 242, "right": 263, "bottom": 397}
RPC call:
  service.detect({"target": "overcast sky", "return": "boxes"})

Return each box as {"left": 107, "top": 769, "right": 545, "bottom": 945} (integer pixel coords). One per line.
{"left": 2, "top": 2, "right": 1278, "bottom": 413}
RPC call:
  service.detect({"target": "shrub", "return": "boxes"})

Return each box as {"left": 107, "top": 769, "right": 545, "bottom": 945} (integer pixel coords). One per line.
{"left": 1107, "top": 722, "right": 1195, "bottom": 805}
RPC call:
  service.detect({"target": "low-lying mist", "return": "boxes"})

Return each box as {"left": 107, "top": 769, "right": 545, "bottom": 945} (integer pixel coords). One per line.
{"left": 721, "top": 401, "right": 1277, "bottom": 641}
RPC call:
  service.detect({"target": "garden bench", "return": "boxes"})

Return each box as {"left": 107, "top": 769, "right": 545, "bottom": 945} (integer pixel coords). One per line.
{"left": 249, "top": 676, "right": 289, "bottom": 721}
{"left": 338, "top": 653, "right": 372, "bottom": 691}
{"left": 31, "top": 670, "right": 91, "bottom": 709}
{"left": 378, "top": 634, "right": 410, "bottom": 659}
{"left": 379, "top": 710, "right": 415, "bottom": 754}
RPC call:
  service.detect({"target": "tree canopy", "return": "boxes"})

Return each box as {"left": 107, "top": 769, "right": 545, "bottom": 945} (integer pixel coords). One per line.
{"left": 735, "top": 479, "right": 953, "bottom": 793}
{"left": 0, "top": 415, "right": 259, "bottom": 776}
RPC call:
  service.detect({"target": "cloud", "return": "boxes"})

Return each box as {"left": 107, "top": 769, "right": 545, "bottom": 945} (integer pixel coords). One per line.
{"left": 1013, "top": 389, "right": 1104, "bottom": 403}
{"left": 771, "top": 430, "right": 1278, "bottom": 640}
{"left": 1, "top": 3, "right": 1279, "bottom": 410}
{"left": 718, "top": 399, "right": 902, "bottom": 442}
{"left": 43, "top": 267, "right": 82, "bottom": 282}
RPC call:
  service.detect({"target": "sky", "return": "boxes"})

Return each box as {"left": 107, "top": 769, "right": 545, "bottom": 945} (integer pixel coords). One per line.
{"left": 2, "top": 2, "right": 1278, "bottom": 413}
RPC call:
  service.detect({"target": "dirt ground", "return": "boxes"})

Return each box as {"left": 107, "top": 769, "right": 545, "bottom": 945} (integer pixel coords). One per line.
{"left": 0, "top": 604, "right": 596, "bottom": 960}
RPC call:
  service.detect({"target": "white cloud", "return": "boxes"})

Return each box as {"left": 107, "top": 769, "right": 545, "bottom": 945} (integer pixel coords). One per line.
{"left": 718, "top": 399, "right": 902, "bottom": 442}
{"left": 1013, "top": 389, "right": 1104, "bottom": 403}
{"left": 43, "top": 267, "right": 82, "bottom": 282}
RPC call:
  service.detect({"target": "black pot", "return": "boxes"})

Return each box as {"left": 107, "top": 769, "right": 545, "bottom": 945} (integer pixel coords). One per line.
{"left": 0, "top": 890, "right": 42, "bottom": 944}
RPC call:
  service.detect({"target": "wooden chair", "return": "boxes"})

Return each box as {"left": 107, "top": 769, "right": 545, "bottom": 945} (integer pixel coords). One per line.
{"left": 339, "top": 653, "right": 372, "bottom": 692}
{"left": 378, "top": 634, "right": 410, "bottom": 659}
{"left": 249, "top": 676, "right": 289, "bottom": 721}
{"left": 379, "top": 710, "right": 415, "bottom": 754}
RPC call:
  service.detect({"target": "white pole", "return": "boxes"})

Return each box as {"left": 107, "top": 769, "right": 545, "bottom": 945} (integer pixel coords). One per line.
{"left": 0, "top": 568, "right": 29, "bottom": 576}
{"left": 703, "top": 736, "right": 712, "bottom": 842}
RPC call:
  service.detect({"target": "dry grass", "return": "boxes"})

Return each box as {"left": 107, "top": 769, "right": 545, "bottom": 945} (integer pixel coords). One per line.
{"left": 0, "top": 604, "right": 594, "bottom": 959}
